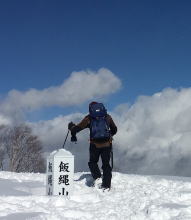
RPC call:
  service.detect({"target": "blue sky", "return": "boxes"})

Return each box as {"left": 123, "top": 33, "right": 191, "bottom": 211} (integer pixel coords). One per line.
{"left": 0, "top": 0, "right": 191, "bottom": 121}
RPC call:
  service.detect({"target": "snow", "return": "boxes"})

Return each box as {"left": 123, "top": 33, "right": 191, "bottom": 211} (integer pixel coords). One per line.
{"left": 50, "top": 149, "right": 74, "bottom": 157}
{"left": 0, "top": 172, "right": 191, "bottom": 219}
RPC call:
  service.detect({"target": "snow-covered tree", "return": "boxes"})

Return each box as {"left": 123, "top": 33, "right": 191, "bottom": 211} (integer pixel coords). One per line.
{"left": 0, "top": 125, "right": 6, "bottom": 170}
{"left": 0, "top": 124, "right": 45, "bottom": 173}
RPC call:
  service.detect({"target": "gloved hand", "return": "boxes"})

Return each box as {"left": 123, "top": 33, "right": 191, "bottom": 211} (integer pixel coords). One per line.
{"left": 68, "top": 121, "right": 75, "bottom": 131}
{"left": 71, "top": 135, "right": 77, "bottom": 142}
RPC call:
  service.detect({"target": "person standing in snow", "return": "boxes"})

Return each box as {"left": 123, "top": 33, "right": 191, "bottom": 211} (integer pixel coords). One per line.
{"left": 68, "top": 102, "right": 117, "bottom": 190}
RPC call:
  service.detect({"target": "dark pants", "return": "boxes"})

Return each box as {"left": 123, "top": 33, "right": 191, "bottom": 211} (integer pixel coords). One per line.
{"left": 88, "top": 144, "right": 112, "bottom": 188}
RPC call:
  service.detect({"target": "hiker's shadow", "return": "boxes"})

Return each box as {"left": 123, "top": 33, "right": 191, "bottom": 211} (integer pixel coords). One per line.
{"left": 74, "top": 173, "right": 94, "bottom": 187}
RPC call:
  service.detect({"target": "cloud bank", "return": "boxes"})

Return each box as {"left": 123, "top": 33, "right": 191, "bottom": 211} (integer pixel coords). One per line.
{"left": 113, "top": 88, "right": 191, "bottom": 176}
{"left": 31, "top": 87, "right": 191, "bottom": 177}
{"left": 1, "top": 68, "right": 191, "bottom": 177}
{"left": 0, "top": 68, "right": 121, "bottom": 122}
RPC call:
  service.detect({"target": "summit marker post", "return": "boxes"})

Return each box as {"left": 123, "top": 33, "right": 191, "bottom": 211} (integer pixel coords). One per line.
{"left": 46, "top": 149, "right": 74, "bottom": 197}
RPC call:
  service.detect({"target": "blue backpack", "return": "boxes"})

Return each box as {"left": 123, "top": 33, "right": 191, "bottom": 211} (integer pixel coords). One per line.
{"left": 89, "top": 103, "right": 111, "bottom": 142}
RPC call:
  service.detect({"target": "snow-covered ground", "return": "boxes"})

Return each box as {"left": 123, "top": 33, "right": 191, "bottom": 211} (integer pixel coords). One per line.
{"left": 0, "top": 171, "right": 191, "bottom": 220}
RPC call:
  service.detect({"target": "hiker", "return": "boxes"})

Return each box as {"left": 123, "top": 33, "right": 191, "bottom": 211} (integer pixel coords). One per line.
{"left": 68, "top": 102, "right": 117, "bottom": 190}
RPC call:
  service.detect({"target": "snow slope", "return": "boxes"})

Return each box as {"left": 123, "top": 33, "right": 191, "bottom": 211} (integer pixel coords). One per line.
{"left": 0, "top": 172, "right": 191, "bottom": 220}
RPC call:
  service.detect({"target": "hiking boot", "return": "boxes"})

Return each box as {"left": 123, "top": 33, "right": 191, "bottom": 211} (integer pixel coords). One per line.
{"left": 99, "top": 184, "right": 111, "bottom": 192}
{"left": 92, "top": 177, "right": 102, "bottom": 188}
{"left": 102, "top": 187, "right": 111, "bottom": 192}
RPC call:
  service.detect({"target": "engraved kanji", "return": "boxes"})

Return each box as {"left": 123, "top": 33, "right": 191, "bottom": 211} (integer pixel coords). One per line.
{"left": 58, "top": 175, "right": 69, "bottom": 185}
{"left": 59, "top": 162, "right": 69, "bottom": 172}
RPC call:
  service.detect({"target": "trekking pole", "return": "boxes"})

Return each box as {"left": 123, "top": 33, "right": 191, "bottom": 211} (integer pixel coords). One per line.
{"left": 62, "top": 129, "right": 70, "bottom": 149}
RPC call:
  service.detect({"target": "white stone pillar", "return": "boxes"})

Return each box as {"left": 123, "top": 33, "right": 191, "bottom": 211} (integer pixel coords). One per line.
{"left": 46, "top": 149, "right": 74, "bottom": 197}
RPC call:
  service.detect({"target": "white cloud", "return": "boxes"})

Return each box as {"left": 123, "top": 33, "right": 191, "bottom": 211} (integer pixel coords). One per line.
{"left": 0, "top": 115, "right": 12, "bottom": 126}
{"left": 29, "top": 87, "right": 191, "bottom": 177}
{"left": 29, "top": 113, "right": 84, "bottom": 149}
{"left": 0, "top": 68, "right": 121, "bottom": 120}
{"left": 113, "top": 87, "right": 191, "bottom": 176}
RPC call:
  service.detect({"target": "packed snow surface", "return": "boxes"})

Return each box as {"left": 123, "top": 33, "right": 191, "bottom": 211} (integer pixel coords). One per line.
{"left": 0, "top": 171, "right": 191, "bottom": 219}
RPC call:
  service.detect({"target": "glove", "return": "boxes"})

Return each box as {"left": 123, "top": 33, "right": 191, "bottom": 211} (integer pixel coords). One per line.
{"left": 71, "top": 135, "right": 77, "bottom": 142}
{"left": 68, "top": 121, "right": 75, "bottom": 131}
